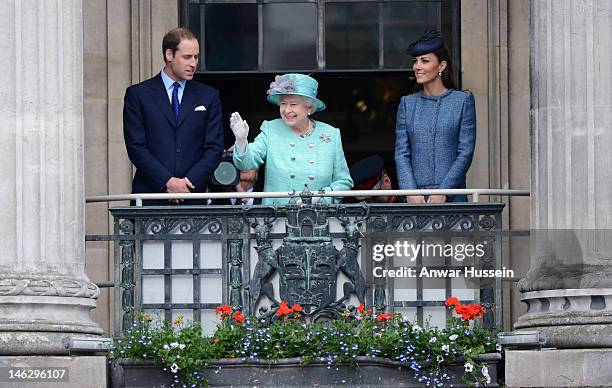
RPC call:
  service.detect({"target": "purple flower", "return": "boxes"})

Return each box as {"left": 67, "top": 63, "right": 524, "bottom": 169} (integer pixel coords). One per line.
{"left": 267, "top": 75, "right": 296, "bottom": 95}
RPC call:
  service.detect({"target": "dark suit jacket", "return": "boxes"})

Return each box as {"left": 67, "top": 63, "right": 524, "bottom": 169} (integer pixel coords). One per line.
{"left": 123, "top": 73, "right": 224, "bottom": 205}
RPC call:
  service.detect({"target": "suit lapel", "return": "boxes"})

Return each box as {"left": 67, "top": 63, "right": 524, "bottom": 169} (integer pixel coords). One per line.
{"left": 149, "top": 74, "right": 176, "bottom": 128}
{"left": 176, "top": 81, "right": 197, "bottom": 128}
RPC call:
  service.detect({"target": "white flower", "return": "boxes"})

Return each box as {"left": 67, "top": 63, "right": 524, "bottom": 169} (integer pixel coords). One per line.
{"left": 170, "top": 342, "right": 179, "bottom": 349}
{"left": 442, "top": 344, "right": 450, "bottom": 352}
{"left": 429, "top": 337, "right": 437, "bottom": 344}
{"left": 449, "top": 334, "right": 458, "bottom": 341}
{"left": 464, "top": 362, "right": 474, "bottom": 372}
{"left": 412, "top": 324, "right": 422, "bottom": 333}
{"left": 178, "top": 344, "right": 186, "bottom": 350}
{"left": 496, "top": 343, "right": 502, "bottom": 352}
{"left": 163, "top": 344, "right": 170, "bottom": 350}
{"left": 436, "top": 355, "right": 444, "bottom": 363}
{"left": 170, "top": 363, "right": 179, "bottom": 373}
{"left": 482, "top": 365, "right": 491, "bottom": 384}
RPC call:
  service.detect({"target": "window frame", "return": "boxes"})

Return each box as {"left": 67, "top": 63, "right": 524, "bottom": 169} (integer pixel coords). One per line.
{"left": 181, "top": 0, "right": 460, "bottom": 81}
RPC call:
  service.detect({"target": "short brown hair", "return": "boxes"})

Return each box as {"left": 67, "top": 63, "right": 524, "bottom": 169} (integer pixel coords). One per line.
{"left": 162, "top": 27, "right": 197, "bottom": 63}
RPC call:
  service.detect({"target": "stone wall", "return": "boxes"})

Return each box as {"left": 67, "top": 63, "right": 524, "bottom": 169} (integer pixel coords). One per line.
{"left": 83, "top": 0, "right": 179, "bottom": 334}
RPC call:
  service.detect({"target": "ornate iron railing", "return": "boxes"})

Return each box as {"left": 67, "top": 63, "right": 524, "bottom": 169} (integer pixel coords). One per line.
{"left": 88, "top": 199, "right": 505, "bottom": 335}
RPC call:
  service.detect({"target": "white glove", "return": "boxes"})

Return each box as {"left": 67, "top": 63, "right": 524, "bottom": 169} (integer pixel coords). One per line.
{"left": 230, "top": 112, "right": 249, "bottom": 153}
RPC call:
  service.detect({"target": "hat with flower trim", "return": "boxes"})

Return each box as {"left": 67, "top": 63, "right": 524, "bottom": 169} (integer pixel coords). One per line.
{"left": 266, "top": 73, "right": 326, "bottom": 112}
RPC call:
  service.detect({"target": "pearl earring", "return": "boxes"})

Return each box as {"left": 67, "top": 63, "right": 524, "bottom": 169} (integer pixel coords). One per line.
{"left": 438, "top": 72, "right": 442, "bottom": 77}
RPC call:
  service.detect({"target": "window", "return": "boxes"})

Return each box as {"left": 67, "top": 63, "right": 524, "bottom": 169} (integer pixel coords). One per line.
{"left": 183, "top": 0, "right": 459, "bottom": 182}
{"left": 183, "top": 0, "right": 459, "bottom": 73}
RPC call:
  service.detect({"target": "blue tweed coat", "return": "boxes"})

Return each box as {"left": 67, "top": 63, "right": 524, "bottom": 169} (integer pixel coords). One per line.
{"left": 394, "top": 89, "right": 476, "bottom": 202}
{"left": 233, "top": 118, "right": 353, "bottom": 205}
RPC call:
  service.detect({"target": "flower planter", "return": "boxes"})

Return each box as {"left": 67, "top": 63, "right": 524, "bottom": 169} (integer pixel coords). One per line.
{"left": 111, "top": 353, "right": 501, "bottom": 387}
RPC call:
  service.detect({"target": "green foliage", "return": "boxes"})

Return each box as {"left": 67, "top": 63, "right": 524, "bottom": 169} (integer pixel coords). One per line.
{"left": 110, "top": 310, "right": 499, "bottom": 387}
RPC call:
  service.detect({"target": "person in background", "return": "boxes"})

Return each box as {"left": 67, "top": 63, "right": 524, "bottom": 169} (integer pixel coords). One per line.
{"left": 209, "top": 166, "right": 261, "bottom": 206}
{"left": 349, "top": 155, "right": 403, "bottom": 203}
{"left": 229, "top": 73, "right": 353, "bottom": 205}
{"left": 394, "top": 30, "right": 476, "bottom": 204}
{"left": 123, "top": 27, "right": 224, "bottom": 205}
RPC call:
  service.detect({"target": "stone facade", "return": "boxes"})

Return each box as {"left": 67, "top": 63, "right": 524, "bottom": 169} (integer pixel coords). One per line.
{"left": 515, "top": 0, "right": 612, "bottom": 348}
{"left": 0, "top": 0, "right": 102, "bottom": 354}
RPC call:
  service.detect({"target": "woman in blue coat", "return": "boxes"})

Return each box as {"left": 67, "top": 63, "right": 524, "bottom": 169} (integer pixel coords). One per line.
{"left": 230, "top": 73, "right": 353, "bottom": 205}
{"left": 394, "top": 30, "right": 476, "bottom": 203}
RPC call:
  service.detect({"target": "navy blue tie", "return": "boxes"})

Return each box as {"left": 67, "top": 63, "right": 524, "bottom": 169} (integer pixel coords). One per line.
{"left": 172, "top": 82, "right": 180, "bottom": 124}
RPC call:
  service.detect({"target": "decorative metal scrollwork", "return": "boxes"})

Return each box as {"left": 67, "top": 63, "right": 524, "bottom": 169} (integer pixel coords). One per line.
{"left": 193, "top": 217, "right": 223, "bottom": 234}
{"left": 144, "top": 218, "right": 180, "bottom": 234}
{"left": 228, "top": 218, "right": 244, "bottom": 234}
{"left": 431, "top": 215, "right": 446, "bottom": 230}
{"left": 120, "top": 237, "right": 135, "bottom": 331}
{"left": 119, "top": 218, "right": 135, "bottom": 234}
{"left": 144, "top": 217, "right": 223, "bottom": 234}
{"left": 458, "top": 215, "right": 475, "bottom": 231}
{"left": 478, "top": 215, "right": 496, "bottom": 230}
{"left": 228, "top": 240, "right": 244, "bottom": 310}
{"left": 371, "top": 216, "right": 387, "bottom": 231}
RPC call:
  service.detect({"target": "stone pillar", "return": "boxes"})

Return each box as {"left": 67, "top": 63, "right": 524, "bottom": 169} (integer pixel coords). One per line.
{"left": 515, "top": 0, "right": 612, "bottom": 347}
{"left": 0, "top": 0, "right": 102, "bottom": 354}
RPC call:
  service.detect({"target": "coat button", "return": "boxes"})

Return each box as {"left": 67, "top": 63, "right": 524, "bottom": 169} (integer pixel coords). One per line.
{"left": 291, "top": 156, "right": 296, "bottom": 161}
{"left": 176, "top": 149, "right": 181, "bottom": 153}
{"left": 309, "top": 159, "right": 315, "bottom": 164}
{"left": 308, "top": 143, "right": 314, "bottom": 148}
{"left": 290, "top": 174, "right": 295, "bottom": 178}
{"left": 308, "top": 175, "right": 315, "bottom": 180}
{"left": 289, "top": 142, "right": 295, "bottom": 147}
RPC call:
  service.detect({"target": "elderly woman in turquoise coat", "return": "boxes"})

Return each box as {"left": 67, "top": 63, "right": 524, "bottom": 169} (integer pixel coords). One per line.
{"left": 230, "top": 73, "right": 353, "bottom": 205}
{"left": 395, "top": 30, "right": 476, "bottom": 203}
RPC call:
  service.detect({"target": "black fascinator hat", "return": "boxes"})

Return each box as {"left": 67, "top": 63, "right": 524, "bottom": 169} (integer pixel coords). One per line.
{"left": 406, "top": 30, "right": 444, "bottom": 57}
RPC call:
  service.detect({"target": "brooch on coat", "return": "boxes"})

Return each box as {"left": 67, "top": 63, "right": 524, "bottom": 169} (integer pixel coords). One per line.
{"left": 319, "top": 134, "right": 331, "bottom": 143}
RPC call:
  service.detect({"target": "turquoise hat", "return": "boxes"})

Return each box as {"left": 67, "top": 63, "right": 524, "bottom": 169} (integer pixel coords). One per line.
{"left": 266, "top": 73, "right": 326, "bottom": 112}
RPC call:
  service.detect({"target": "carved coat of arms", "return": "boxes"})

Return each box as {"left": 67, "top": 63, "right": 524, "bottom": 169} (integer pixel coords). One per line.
{"left": 247, "top": 197, "right": 368, "bottom": 321}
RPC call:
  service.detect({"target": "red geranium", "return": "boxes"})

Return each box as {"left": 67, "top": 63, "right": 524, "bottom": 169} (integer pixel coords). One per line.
{"left": 275, "top": 301, "right": 292, "bottom": 317}
{"left": 357, "top": 304, "right": 365, "bottom": 313}
{"left": 376, "top": 313, "right": 394, "bottom": 322}
{"left": 233, "top": 310, "right": 245, "bottom": 324}
{"left": 215, "top": 305, "right": 232, "bottom": 318}
{"left": 275, "top": 301, "right": 303, "bottom": 319}
{"left": 455, "top": 303, "right": 486, "bottom": 320}
{"left": 445, "top": 296, "right": 461, "bottom": 308}
{"left": 445, "top": 297, "right": 486, "bottom": 321}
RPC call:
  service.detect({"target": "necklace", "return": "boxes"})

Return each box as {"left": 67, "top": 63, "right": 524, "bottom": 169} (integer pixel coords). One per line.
{"left": 298, "top": 120, "right": 316, "bottom": 138}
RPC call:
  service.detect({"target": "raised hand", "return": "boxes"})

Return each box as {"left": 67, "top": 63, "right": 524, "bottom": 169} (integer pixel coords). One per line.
{"left": 230, "top": 112, "right": 249, "bottom": 140}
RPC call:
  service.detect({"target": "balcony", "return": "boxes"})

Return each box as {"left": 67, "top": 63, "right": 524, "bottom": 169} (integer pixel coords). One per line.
{"left": 86, "top": 188, "right": 528, "bottom": 336}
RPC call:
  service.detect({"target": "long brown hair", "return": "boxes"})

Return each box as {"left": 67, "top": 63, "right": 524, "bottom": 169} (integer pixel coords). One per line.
{"left": 413, "top": 44, "right": 458, "bottom": 91}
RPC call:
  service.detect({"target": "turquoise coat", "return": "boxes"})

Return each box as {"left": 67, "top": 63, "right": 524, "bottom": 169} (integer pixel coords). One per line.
{"left": 233, "top": 118, "right": 353, "bottom": 205}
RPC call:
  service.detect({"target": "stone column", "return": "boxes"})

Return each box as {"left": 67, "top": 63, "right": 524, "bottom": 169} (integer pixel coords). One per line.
{"left": 515, "top": 0, "right": 612, "bottom": 347}
{"left": 0, "top": 0, "right": 102, "bottom": 354}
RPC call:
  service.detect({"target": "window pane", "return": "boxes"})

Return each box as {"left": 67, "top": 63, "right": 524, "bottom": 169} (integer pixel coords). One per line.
{"left": 384, "top": 1, "right": 441, "bottom": 69}
{"left": 325, "top": 2, "right": 378, "bottom": 69}
{"left": 203, "top": 4, "right": 258, "bottom": 71}
{"left": 263, "top": 3, "right": 317, "bottom": 71}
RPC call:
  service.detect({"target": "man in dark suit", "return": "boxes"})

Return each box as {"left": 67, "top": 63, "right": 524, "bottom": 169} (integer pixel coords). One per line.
{"left": 123, "top": 27, "right": 224, "bottom": 205}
